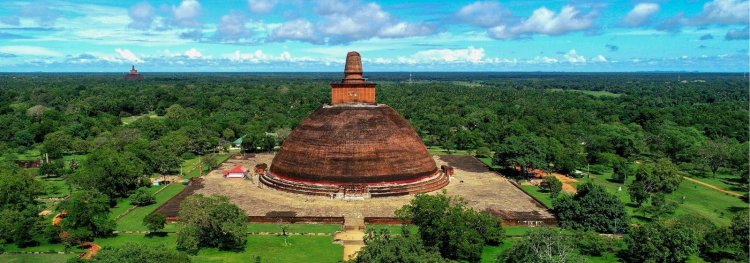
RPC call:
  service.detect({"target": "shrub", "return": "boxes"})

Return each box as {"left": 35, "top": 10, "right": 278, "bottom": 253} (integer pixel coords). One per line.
{"left": 574, "top": 231, "right": 614, "bottom": 256}
{"left": 130, "top": 188, "right": 155, "bottom": 206}
{"left": 540, "top": 176, "right": 563, "bottom": 197}
{"left": 143, "top": 213, "right": 167, "bottom": 233}
{"left": 499, "top": 228, "right": 579, "bottom": 263}
{"left": 552, "top": 182, "right": 629, "bottom": 234}
{"left": 176, "top": 195, "right": 247, "bottom": 254}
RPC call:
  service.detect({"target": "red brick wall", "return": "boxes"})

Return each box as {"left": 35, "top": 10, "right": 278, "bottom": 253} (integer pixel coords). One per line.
{"left": 331, "top": 83, "right": 376, "bottom": 105}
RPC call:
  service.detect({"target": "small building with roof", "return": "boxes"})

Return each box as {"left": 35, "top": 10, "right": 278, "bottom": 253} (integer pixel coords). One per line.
{"left": 223, "top": 164, "right": 248, "bottom": 179}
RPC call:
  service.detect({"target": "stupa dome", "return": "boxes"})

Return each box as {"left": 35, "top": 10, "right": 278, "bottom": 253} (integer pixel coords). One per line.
{"left": 262, "top": 52, "right": 447, "bottom": 198}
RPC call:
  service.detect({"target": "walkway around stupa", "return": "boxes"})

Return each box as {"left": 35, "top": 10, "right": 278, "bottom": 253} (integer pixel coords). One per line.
{"left": 196, "top": 153, "right": 554, "bottom": 221}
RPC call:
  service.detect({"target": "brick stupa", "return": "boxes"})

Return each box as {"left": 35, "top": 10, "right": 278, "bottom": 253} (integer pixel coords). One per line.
{"left": 263, "top": 51, "right": 447, "bottom": 198}
{"left": 123, "top": 65, "right": 143, "bottom": 80}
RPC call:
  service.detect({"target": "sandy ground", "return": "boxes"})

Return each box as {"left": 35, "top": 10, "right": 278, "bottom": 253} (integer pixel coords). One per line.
{"left": 525, "top": 172, "right": 579, "bottom": 194}
{"left": 196, "top": 154, "right": 553, "bottom": 220}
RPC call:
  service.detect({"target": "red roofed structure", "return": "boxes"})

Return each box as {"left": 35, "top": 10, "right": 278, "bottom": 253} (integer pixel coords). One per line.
{"left": 223, "top": 164, "right": 248, "bottom": 178}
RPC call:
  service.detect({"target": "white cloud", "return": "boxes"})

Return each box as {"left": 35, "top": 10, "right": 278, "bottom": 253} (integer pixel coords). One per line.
{"left": 269, "top": 19, "right": 320, "bottom": 43}
{"left": 0, "top": 45, "right": 61, "bottom": 57}
{"left": 247, "top": 0, "right": 277, "bottom": 13}
{"left": 533, "top": 56, "right": 558, "bottom": 64}
{"left": 272, "top": 0, "right": 435, "bottom": 44}
{"left": 184, "top": 48, "right": 202, "bottom": 59}
{"left": 128, "top": 2, "right": 156, "bottom": 30}
{"left": 691, "top": 0, "right": 749, "bottom": 25}
{"left": 216, "top": 11, "right": 249, "bottom": 41}
{"left": 378, "top": 22, "right": 434, "bottom": 38}
{"left": 410, "top": 46, "right": 486, "bottom": 64}
{"left": 488, "top": 5, "right": 597, "bottom": 39}
{"left": 592, "top": 55, "right": 607, "bottom": 62}
{"left": 563, "top": 49, "right": 586, "bottom": 63}
{"left": 457, "top": 1, "right": 507, "bottom": 27}
{"left": 171, "top": 0, "right": 201, "bottom": 27}
{"left": 620, "top": 3, "right": 660, "bottom": 27}
{"left": 225, "top": 50, "right": 295, "bottom": 63}
{"left": 115, "top": 48, "right": 143, "bottom": 63}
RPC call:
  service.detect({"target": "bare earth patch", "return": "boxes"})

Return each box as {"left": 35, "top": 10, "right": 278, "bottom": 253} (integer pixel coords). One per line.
{"left": 195, "top": 154, "right": 553, "bottom": 220}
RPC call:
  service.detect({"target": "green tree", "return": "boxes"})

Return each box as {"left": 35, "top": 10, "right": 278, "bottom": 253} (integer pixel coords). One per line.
{"left": 627, "top": 158, "right": 683, "bottom": 208}
{"left": 498, "top": 228, "right": 579, "bottom": 263}
{"left": 701, "top": 211, "right": 749, "bottom": 262}
{"left": 176, "top": 195, "right": 247, "bottom": 254}
{"left": 396, "top": 191, "right": 503, "bottom": 262}
{"left": 89, "top": 242, "right": 190, "bottom": 263}
{"left": 611, "top": 158, "right": 635, "bottom": 183}
{"left": 143, "top": 213, "right": 167, "bottom": 234}
{"left": 492, "top": 134, "right": 546, "bottom": 177}
{"left": 552, "top": 182, "right": 629, "bottom": 233}
{"left": 623, "top": 219, "right": 700, "bottom": 263}
{"left": 348, "top": 230, "right": 449, "bottom": 263}
{"left": 130, "top": 187, "right": 155, "bottom": 206}
{"left": 70, "top": 148, "right": 147, "bottom": 199}
{"left": 475, "top": 146, "right": 492, "bottom": 158}
{"left": 0, "top": 163, "right": 42, "bottom": 247}
{"left": 627, "top": 181, "right": 649, "bottom": 207}
{"left": 698, "top": 137, "right": 732, "bottom": 177}
{"left": 540, "top": 176, "right": 563, "bottom": 197}
{"left": 59, "top": 190, "right": 115, "bottom": 239}
{"left": 42, "top": 130, "right": 72, "bottom": 159}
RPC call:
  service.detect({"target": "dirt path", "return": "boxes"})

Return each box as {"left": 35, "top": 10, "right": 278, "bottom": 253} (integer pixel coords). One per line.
{"left": 551, "top": 173, "right": 578, "bottom": 194}
{"left": 79, "top": 242, "right": 101, "bottom": 260}
{"left": 683, "top": 176, "right": 743, "bottom": 197}
{"left": 335, "top": 217, "right": 365, "bottom": 261}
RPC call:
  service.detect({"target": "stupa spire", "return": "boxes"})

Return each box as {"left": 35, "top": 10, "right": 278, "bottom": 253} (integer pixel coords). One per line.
{"left": 331, "top": 51, "right": 376, "bottom": 105}
{"left": 342, "top": 51, "right": 365, "bottom": 84}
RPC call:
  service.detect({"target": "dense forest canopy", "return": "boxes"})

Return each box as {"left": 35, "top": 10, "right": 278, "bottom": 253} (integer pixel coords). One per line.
{"left": 0, "top": 72, "right": 747, "bottom": 177}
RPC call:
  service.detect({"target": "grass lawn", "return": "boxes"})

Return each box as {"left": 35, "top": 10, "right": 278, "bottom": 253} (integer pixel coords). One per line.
{"left": 0, "top": 254, "right": 76, "bottom": 263}
{"left": 115, "top": 183, "right": 186, "bottom": 231}
{"left": 246, "top": 223, "right": 341, "bottom": 234}
{"left": 121, "top": 112, "right": 162, "bottom": 125}
{"left": 194, "top": 235, "right": 342, "bottom": 263}
{"left": 1, "top": 240, "right": 83, "bottom": 253}
{"left": 40, "top": 177, "right": 71, "bottom": 198}
{"left": 684, "top": 171, "right": 746, "bottom": 194}
{"left": 477, "top": 157, "right": 504, "bottom": 170}
{"left": 480, "top": 238, "right": 518, "bottom": 263}
{"left": 583, "top": 172, "right": 747, "bottom": 226}
{"left": 426, "top": 146, "right": 472, "bottom": 156}
{"left": 95, "top": 234, "right": 342, "bottom": 263}
{"left": 519, "top": 184, "right": 553, "bottom": 208}
{"left": 182, "top": 153, "right": 231, "bottom": 179}
{"left": 547, "top": 88, "right": 622, "bottom": 98}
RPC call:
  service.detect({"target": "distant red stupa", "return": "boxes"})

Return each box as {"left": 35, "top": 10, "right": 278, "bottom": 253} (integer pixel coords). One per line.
{"left": 262, "top": 51, "right": 448, "bottom": 198}
{"left": 124, "top": 65, "right": 143, "bottom": 80}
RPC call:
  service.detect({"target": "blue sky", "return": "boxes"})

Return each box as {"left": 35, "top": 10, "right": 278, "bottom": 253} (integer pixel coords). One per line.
{"left": 0, "top": 0, "right": 748, "bottom": 72}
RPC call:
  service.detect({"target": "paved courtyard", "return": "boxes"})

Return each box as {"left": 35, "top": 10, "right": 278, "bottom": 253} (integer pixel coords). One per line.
{"left": 196, "top": 154, "right": 554, "bottom": 221}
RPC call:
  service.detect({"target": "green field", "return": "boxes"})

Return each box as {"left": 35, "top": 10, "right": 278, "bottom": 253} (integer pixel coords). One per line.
{"left": 0, "top": 254, "right": 75, "bottom": 263}
{"left": 95, "top": 234, "right": 343, "bottom": 263}
{"left": 40, "top": 178, "right": 71, "bottom": 198}
{"left": 115, "top": 183, "right": 186, "bottom": 231}
{"left": 518, "top": 169, "right": 747, "bottom": 226}
{"left": 121, "top": 112, "right": 163, "bottom": 125}
{"left": 246, "top": 223, "right": 341, "bottom": 234}
{"left": 426, "top": 146, "right": 473, "bottom": 156}
{"left": 547, "top": 88, "right": 622, "bottom": 98}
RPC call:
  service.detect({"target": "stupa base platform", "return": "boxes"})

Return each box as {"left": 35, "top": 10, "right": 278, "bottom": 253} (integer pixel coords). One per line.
{"left": 259, "top": 171, "right": 449, "bottom": 198}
